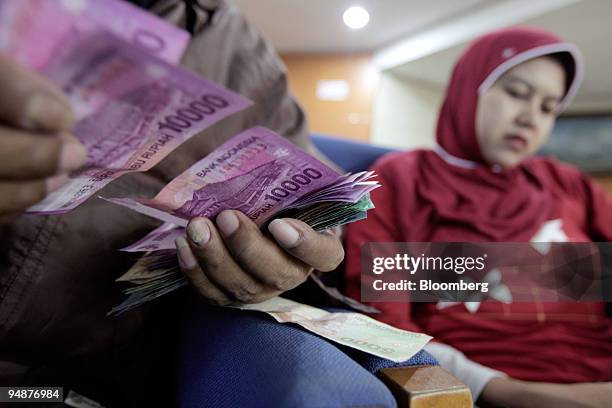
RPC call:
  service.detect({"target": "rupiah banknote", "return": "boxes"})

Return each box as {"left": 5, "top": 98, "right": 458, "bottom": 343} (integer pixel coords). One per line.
{"left": 105, "top": 126, "right": 379, "bottom": 229}
{"left": 108, "top": 127, "right": 380, "bottom": 315}
{"left": 0, "top": 0, "right": 190, "bottom": 68}
{"left": 234, "top": 297, "right": 432, "bottom": 362}
{"left": 120, "top": 223, "right": 184, "bottom": 253}
{"left": 0, "top": 0, "right": 252, "bottom": 213}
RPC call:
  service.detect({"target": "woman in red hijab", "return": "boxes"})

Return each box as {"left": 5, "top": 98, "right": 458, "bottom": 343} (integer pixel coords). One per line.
{"left": 345, "top": 26, "right": 611, "bottom": 407}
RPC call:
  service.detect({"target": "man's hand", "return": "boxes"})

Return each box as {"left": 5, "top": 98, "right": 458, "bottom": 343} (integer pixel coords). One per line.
{"left": 175, "top": 210, "right": 344, "bottom": 304}
{"left": 479, "top": 377, "right": 612, "bottom": 408}
{"left": 0, "top": 56, "right": 86, "bottom": 222}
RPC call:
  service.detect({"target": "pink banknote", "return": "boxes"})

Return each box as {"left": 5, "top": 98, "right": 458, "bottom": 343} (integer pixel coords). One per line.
{"left": 0, "top": 0, "right": 252, "bottom": 213}
{"left": 0, "top": 0, "right": 190, "bottom": 68}
{"left": 22, "top": 31, "right": 251, "bottom": 213}
{"left": 121, "top": 223, "right": 184, "bottom": 252}
{"left": 106, "top": 127, "right": 343, "bottom": 227}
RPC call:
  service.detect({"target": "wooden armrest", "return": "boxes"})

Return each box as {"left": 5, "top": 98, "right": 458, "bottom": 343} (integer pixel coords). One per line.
{"left": 378, "top": 365, "right": 473, "bottom": 408}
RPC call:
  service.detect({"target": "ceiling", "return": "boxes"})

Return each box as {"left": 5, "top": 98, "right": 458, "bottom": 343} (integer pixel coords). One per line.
{"left": 388, "top": 0, "right": 612, "bottom": 112}
{"left": 232, "top": 0, "right": 486, "bottom": 53}
{"left": 233, "top": 0, "right": 612, "bottom": 112}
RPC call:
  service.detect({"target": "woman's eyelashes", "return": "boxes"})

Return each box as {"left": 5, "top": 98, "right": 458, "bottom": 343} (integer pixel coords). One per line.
{"left": 505, "top": 85, "right": 530, "bottom": 100}
{"left": 504, "top": 86, "right": 558, "bottom": 115}
{"left": 541, "top": 103, "right": 555, "bottom": 115}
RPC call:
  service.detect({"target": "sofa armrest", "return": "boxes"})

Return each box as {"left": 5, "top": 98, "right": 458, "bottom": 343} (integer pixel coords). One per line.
{"left": 380, "top": 365, "right": 473, "bottom": 407}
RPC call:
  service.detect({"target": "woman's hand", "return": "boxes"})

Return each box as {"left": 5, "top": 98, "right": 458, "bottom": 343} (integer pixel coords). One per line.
{"left": 175, "top": 210, "right": 344, "bottom": 304}
{"left": 479, "top": 377, "right": 612, "bottom": 408}
{"left": 0, "top": 56, "right": 86, "bottom": 222}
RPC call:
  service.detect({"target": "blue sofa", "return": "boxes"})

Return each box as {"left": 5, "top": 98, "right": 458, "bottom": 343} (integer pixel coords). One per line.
{"left": 311, "top": 134, "right": 395, "bottom": 173}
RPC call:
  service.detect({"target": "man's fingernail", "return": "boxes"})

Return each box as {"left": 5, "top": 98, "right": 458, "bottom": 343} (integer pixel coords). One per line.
{"left": 59, "top": 141, "right": 87, "bottom": 172}
{"left": 216, "top": 210, "right": 239, "bottom": 237}
{"left": 325, "top": 226, "right": 343, "bottom": 237}
{"left": 269, "top": 219, "right": 300, "bottom": 248}
{"left": 187, "top": 218, "right": 210, "bottom": 245}
{"left": 23, "top": 93, "right": 74, "bottom": 131}
{"left": 45, "top": 174, "right": 69, "bottom": 193}
{"left": 175, "top": 236, "right": 198, "bottom": 269}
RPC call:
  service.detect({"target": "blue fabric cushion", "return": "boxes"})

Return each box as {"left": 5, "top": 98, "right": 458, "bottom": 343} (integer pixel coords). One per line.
{"left": 177, "top": 303, "right": 437, "bottom": 408}
{"left": 178, "top": 304, "right": 397, "bottom": 408}
{"left": 311, "top": 134, "right": 395, "bottom": 174}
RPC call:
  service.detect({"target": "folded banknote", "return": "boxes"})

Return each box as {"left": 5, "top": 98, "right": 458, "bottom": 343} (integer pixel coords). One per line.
{"left": 234, "top": 297, "right": 432, "bottom": 362}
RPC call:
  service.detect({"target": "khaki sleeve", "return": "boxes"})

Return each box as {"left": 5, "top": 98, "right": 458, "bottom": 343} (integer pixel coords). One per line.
{"left": 178, "top": 1, "right": 337, "bottom": 167}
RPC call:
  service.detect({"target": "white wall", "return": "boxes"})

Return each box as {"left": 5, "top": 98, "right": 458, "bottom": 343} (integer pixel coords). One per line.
{"left": 371, "top": 72, "right": 444, "bottom": 150}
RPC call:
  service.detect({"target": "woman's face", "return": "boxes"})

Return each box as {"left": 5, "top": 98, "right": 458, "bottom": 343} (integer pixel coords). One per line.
{"left": 476, "top": 56, "right": 566, "bottom": 169}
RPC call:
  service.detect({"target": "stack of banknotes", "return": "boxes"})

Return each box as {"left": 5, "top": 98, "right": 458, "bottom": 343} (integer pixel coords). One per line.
{"left": 1, "top": 0, "right": 432, "bottom": 360}
{"left": 107, "top": 126, "right": 380, "bottom": 315}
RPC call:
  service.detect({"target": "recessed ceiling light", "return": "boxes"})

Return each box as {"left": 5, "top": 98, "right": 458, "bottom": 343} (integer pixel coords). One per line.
{"left": 343, "top": 6, "right": 370, "bottom": 30}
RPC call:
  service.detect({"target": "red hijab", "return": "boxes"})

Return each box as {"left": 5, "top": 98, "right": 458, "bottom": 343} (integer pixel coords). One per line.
{"left": 415, "top": 26, "right": 584, "bottom": 241}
